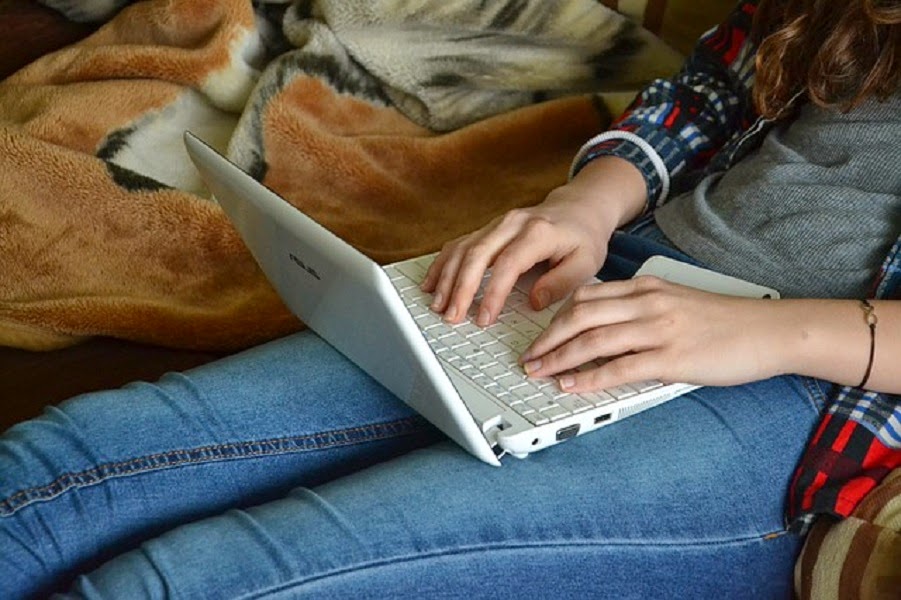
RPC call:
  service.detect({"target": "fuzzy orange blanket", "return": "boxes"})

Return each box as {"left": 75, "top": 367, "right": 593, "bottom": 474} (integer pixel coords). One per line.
{"left": 0, "top": 0, "right": 680, "bottom": 352}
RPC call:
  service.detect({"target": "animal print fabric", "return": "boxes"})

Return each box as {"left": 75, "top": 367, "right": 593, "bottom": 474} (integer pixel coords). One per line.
{"left": 0, "top": 0, "right": 679, "bottom": 350}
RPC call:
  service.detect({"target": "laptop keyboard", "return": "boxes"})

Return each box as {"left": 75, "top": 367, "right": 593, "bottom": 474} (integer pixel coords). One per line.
{"left": 384, "top": 256, "right": 664, "bottom": 425}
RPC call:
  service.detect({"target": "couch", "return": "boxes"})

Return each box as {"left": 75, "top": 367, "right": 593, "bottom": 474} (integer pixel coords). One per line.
{"left": 0, "top": 1, "right": 897, "bottom": 598}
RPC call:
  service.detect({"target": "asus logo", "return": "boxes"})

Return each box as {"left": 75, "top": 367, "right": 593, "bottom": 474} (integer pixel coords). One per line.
{"left": 288, "top": 253, "right": 321, "bottom": 281}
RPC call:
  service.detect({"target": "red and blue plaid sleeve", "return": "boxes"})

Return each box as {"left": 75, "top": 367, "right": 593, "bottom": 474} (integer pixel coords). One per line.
{"left": 570, "top": 0, "right": 759, "bottom": 211}
{"left": 788, "top": 242, "right": 901, "bottom": 533}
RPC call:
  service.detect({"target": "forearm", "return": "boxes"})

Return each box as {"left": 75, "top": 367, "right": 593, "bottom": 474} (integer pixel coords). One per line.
{"left": 558, "top": 156, "right": 647, "bottom": 234}
{"left": 772, "top": 299, "right": 899, "bottom": 393}
{"left": 570, "top": 2, "right": 759, "bottom": 211}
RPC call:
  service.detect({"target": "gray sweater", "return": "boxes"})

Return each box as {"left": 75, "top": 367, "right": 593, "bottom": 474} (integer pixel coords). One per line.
{"left": 655, "top": 94, "right": 901, "bottom": 299}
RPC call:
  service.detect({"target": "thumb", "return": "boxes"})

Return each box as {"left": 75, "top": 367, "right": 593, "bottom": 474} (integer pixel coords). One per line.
{"left": 531, "top": 251, "right": 603, "bottom": 309}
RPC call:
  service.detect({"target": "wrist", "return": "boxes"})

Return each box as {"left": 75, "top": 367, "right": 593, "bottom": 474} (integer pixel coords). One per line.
{"left": 565, "top": 156, "right": 648, "bottom": 231}
{"left": 770, "top": 300, "right": 873, "bottom": 386}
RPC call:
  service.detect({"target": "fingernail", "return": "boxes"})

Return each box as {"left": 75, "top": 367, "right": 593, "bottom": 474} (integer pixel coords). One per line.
{"left": 430, "top": 292, "right": 444, "bottom": 310}
{"left": 444, "top": 305, "right": 457, "bottom": 322}
{"left": 477, "top": 307, "right": 490, "bottom": 327}
{"left": 536, "top": 289, "right": 550, "bottom": 309}
{"left": 559, "top": 375, "right": 575, "bottom": 390}
{"left": 523, "top": 359, "right": 542, "bottom": 375}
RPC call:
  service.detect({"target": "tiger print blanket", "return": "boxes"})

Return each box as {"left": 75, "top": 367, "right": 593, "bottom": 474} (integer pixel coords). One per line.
{"left": 0, "top": 0, "right": 680, "bottom": 351}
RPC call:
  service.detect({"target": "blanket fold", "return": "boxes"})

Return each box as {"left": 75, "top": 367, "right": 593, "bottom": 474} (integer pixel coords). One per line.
{"left": 0, "top": 0, "right": 680, "bottom": 351}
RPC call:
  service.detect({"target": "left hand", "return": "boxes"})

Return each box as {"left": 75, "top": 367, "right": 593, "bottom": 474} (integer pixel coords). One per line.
{"left": 520, "top": 275, "right": 788, "bottom": 392}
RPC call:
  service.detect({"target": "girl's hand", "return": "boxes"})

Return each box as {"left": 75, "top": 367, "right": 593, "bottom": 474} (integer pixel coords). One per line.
{"left": 421, "top": 198, "right": 610, "bottom": 327}
{"left": 421, "top": 157, "right": 647, "bottom": 326}
{"left": 520, "top": 276, "right": 788, "bottom": 392}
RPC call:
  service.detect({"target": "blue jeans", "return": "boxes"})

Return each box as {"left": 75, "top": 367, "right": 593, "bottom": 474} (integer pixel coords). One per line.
{"left": 0, "top": 223, "right": 827, "bottom": 599}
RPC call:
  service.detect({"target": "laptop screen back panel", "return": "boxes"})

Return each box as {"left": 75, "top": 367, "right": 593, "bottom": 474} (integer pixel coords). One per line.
{"left": 184, "top": 133, "right": 500, "bottom": 465}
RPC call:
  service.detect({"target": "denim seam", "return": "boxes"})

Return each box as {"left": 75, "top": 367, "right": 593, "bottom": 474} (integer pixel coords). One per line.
{"left": 0, "top": 416, "right": 429, "bottom": 517}
{"left": 799, "top": 376, "right": 828, "bottom": 413}
{"left": 239, "top": 530, "right": 792, "bottom": 599}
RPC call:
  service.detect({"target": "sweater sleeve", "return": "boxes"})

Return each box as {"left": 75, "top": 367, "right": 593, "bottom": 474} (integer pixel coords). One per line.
{"left": 570, "top": 0, "right": 759, "bottom": 211}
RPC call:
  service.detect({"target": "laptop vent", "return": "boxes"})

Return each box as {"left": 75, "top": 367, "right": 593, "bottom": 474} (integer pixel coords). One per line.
{"left": 618, "top": 396, "right": 668, "bottom": 420}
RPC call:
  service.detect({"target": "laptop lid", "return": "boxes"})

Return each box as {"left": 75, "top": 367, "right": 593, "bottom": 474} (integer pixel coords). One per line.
{"left": 183, "top": 132, "right": 500, "bottom": 465}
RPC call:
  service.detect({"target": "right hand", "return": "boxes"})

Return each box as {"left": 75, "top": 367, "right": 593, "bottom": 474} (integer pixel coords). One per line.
{"left": 420, "top": 156, "right": 648, "bottom": 327}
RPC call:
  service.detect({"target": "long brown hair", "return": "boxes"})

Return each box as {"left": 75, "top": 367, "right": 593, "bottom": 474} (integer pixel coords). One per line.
{"left": 751, "top": 0, "right": 901, "bottom": 119}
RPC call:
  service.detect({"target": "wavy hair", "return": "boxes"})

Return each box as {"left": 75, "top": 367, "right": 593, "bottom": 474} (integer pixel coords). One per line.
{"left": 751, "top": 0, "right": 901, "bottom": 118}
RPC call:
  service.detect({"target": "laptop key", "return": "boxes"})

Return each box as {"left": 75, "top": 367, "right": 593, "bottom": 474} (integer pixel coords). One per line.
{"left": 542, "top": 405, "right": 571, "bottom": 421}
{"left": 494, "top": 374, "right": 523, "bottom": 388}
{"left": 481, "top": 342, "right": 511, "bottom": 359}
{"left": 500, "top": 332, "right": 531, "bottom": 353}
{"left": 525, "top": 412, "right": 550, "bottom": 425}
{"left": 511, "top": 383, "right": 540, "bottom": 400}
{"left": 394, "top": 260, "right": 429, "bottom": 283}
{"left": 453, "top": 322, "right": 482, "bottom": 338}
{"left": 606, "top": 384, "right": 638, "bottom": 400}
{"left": 581, "top": 391, "right": 617, "bottom": 407}
{"left": 450, "top": 341, "right": 478, "bottom": 356}
{"left": 526, "top": 397, "right": 562, "bottom": 413}
{"left": 468, "top": 331, "right": 495, "bottom": 347}
{"left": 632, "top": 380, "right": 664, "bottom": 392}
{"left": 482, "top": 362, "right": 509, "bottom": 380}
{"left": 556, "top": 395, "right": 593, "bottom": 414}
{"left": 465, "top": 352, "right": 497, "bottom": 370}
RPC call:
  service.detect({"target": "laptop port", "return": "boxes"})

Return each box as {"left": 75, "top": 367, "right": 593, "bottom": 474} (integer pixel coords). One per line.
{"left": 555, "top": 424, "right": 580, "bottom": 441}
{"left": 594, "top": 413, "right": 611, "bottom": 424}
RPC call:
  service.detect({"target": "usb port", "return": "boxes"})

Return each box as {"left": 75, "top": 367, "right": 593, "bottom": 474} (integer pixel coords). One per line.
{"left": 594, "top": 413, "right": 611, "bottom": 424}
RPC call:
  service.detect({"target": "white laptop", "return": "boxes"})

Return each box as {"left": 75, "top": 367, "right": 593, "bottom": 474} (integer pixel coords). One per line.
{"left": 184, "top": 132, "right": 776, "bottom": 465}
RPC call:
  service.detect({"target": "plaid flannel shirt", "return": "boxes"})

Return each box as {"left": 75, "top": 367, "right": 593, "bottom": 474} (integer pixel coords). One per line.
{"left": 571, "top": 0, "right": 901, "bottom": 533}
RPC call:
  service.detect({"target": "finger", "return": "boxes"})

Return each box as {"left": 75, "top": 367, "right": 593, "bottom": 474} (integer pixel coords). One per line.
{"left": 557, "top": 350, "right": 667, "bottom": 394}
{"left": 442, "top": 236, "right": 515, "bottom": 323}
{"left": 523, "top": 320, "right": 659, "bottom": 378}
{"left": 421, "top": 246, "right": 453, "bottom": 293}
{"left": 475, "top": 221, "right": 565, "bottom": 326}
{"left": 431, "top": 231, "right": 513, "bottom": 317}
{"left": 523, "top": 293, "right": 646, "bottom": 362}
{"left": 426, "top": 238, "right": 469, "bottom": 314}
{"left": 442, "top": 211, "right": 539, "bottom": 324}
{"left": 556, "top": 275, "right": 667, "bottom": 303}
{"left": 425, "top": 212, "right": 520, "bottom": 315}
{"left": 530, "top": 250, "right": 603, "bottom": 310}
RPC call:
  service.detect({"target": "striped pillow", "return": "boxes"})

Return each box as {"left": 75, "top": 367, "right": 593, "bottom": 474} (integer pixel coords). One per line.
{"left": 795, "top": 468, "right": 901, "bottom": 600}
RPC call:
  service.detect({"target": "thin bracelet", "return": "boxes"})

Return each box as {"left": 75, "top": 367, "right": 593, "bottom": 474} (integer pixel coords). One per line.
{"left": 858, "top": 299, "right": 878, "bottom": 389}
